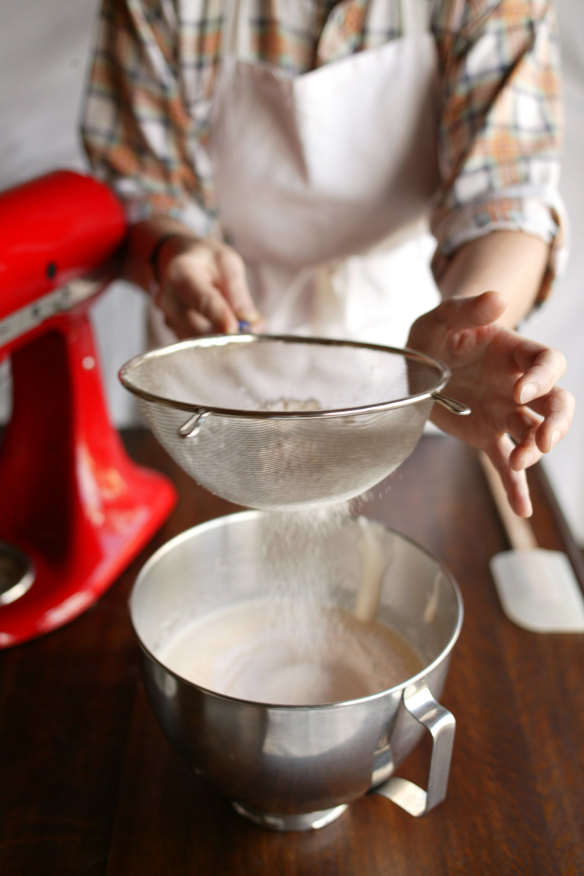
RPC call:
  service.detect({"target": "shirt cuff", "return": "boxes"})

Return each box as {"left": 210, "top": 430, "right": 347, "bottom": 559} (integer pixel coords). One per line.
{"left": 431, "top": 194, "right": 568, "bottom": 304}
{"left": 113, "top": 178, "right": 216, "bottom": 238}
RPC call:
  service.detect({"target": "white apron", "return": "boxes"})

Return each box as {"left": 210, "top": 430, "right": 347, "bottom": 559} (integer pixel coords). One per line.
{"left": 151, "top": 0, "right": 441, "bottom": 347}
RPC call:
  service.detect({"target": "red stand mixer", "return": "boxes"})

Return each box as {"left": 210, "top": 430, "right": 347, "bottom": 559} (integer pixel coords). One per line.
{"left": 0, "top": 170, "right": 176, "bottom": 647}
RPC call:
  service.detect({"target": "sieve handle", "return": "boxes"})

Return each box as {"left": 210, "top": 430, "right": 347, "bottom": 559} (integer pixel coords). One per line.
{"left": 431, "top": 393, "right": 471, "bottom": 416}
{"left": 178, "top": 410, "right": 210, "bottom": 440}
{"left": 371, "top": 681, "right": 455, "bottom": 817}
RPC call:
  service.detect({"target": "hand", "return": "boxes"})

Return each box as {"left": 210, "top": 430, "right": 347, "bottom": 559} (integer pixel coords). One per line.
{"left": 154, "top": 235, "right": 263, "bottom": 337}
{"left": 407, "top": 291, "right": 575, "bottom": 517}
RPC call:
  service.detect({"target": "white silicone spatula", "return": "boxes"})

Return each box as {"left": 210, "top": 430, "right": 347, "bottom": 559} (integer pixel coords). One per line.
{"left": 480, "top": 453, "right": 584, "bottom": 633}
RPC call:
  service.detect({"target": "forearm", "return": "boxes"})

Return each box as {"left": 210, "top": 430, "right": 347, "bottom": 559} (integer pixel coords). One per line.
{"left": 122, "top": 217, "right": 201, "bottom": 294}
{"left": 437, "top": 231, "right": 550, "bottom": 329}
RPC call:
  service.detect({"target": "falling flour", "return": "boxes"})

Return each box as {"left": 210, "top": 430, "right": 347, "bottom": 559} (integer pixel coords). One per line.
{"left": 161, "top": 389, "right": 418, "bottom": 707}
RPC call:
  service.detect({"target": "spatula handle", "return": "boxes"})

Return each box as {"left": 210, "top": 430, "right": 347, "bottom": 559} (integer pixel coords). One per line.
{"left": 479, "top": 453, "right": 538, "bottom": 551}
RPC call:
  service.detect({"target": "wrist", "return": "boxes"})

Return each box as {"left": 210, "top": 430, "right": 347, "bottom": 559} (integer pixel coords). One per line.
{"left": 149, "top": 233, "right": 193, "bottom": 286}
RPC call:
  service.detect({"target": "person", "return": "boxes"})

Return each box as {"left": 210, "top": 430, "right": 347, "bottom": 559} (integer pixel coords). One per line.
{"left": 81, "top": 0, "right": 575, "bottom": 518}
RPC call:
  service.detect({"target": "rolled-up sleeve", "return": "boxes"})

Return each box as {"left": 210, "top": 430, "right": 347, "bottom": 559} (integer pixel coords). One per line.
{"left": 81, "top": 0, "right": 215, "bottom": 235}
{"left": 431, "top": 0, "right": 567, "bottom": 302}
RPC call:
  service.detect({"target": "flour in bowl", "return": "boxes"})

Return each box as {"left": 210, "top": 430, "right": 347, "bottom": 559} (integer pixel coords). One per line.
{"left": 159, "top": 598, "right": 423, "bottom": 705}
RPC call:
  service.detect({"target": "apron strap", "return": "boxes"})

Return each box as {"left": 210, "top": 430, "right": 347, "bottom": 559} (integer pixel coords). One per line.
{"left": 401, "top": 0, "right": 431, "bottom": 37}
{"left": 221, "top": 0, "right": 250, "bottom": 59}
{"left": 363, "top": 0, "right": 430, "bottom": 39}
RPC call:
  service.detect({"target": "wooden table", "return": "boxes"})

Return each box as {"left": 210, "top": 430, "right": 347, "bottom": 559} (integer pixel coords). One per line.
{"left": 1, "top": 431, "right": 583, "bottom": 876}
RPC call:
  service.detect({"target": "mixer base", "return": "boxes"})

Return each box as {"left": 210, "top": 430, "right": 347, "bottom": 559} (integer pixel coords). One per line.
{"left": 0, "top": 542, "right": 34, "bottom": 606}
{"left": 232, "top": 801, "right": 348, "bottom": 831}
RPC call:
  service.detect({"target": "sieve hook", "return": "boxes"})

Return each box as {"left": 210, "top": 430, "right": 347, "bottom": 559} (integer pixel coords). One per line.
{"left": 178, "top": 410, "right": 210, "bottom": 439}
{"left": 431, "top": 393, "right": 470, "bottom": 416}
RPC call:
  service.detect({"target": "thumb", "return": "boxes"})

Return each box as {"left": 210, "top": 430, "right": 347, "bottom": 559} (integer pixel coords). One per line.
{"left": 439, "top": 291, "right": 507, "bottom": 331}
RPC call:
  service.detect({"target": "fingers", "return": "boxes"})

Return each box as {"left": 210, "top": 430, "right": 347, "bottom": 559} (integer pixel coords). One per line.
{"left": 509, "top": 340, "right": 574, "bottom": 463}
{"left": 522, "top": 386, "right": 575, "bottom": 454}
{"left": 478, "top": 378, "right": 573, "bottom": 514}
{"left": 215, "top": 247, "right": 261, "bottom": 326}
{"left": 500, "top": 383, "right": 574, "bottom": 472}
{"left": 159, "top": 267, "right": 239, "bottom": 334}
{"left": 513, "top": 344, "right": 566, "bottom": 404}
{"left": 490, "top": 395, "right": 568, "bottom": 517}
{"left": 156, "top": 281, "right": 214, "bottom": 338}
{"left": 485, "top": 389, "right": 571, "bottom": 517}
{"left": 157, "top": 237, "right": 262, "bottom": 336}
{"left": 488, "top": 436, "right": 533, "bottom": 517}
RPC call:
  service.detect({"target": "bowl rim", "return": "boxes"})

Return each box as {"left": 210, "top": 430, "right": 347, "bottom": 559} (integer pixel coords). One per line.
{"left": 129, "top": 510, "right": 464, "bottom": 710}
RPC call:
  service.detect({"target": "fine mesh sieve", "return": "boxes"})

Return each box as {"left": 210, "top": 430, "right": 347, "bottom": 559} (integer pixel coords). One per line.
{"left": 119, "top": 335, "right": 469, "bottom": 509}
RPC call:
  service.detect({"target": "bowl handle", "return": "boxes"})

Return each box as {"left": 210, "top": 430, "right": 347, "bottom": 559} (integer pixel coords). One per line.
{"left": 371, "top": 681, "right": 455, "bottom": 817}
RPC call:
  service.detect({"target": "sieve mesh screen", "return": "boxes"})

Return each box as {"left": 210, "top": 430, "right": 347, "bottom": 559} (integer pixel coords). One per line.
{"left": 120, "top": 335, "right": 449, "bottom": 508}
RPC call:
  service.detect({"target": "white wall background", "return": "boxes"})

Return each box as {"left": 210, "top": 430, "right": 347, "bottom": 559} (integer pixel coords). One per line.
{"left": 0, "top": 0, "right": 146, "bottom": 429}
{"left": 1, "top": 0, "right": 583, "bottom": 543}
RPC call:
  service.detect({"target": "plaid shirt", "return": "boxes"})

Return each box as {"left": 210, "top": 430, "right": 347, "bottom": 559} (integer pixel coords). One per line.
{"left": 81, "top": 0, "right": 566, "bottom": 299}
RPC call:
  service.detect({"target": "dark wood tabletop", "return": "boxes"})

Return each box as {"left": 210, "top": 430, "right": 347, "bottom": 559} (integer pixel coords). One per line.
{"left": 1, "top": 430, "right": 583, "bottom": 876}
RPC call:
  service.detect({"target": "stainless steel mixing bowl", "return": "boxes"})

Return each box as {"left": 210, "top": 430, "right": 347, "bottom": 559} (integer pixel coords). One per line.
{"left": 130, "top": 512, "right": 463, "bottom": 830}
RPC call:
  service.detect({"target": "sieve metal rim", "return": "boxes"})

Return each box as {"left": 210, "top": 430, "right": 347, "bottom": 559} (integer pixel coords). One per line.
{"left": 118, "top": 334, "right": 452, "bottom": 420}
